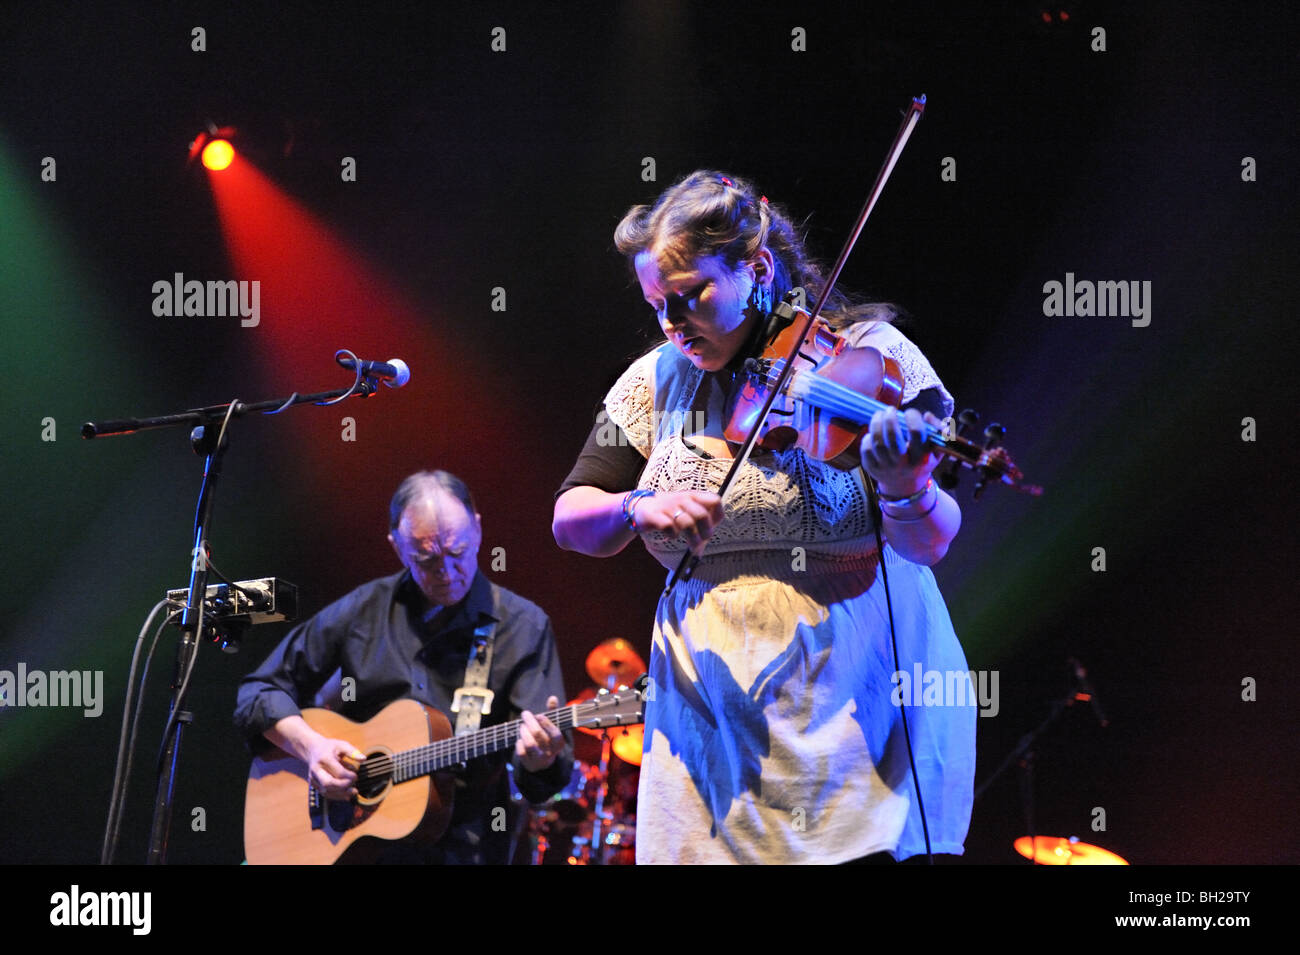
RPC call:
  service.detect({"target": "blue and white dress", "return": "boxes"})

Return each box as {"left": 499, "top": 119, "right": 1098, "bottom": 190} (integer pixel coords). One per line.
{"left": 604, "top": 320, "right": 976, "bottom": 864}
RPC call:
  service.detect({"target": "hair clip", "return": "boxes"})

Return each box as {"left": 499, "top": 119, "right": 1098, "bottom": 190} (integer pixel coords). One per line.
{"left": 760, "top": 195, "right": 768, "bottom": 204}
{"left": 720, "top": 176, "right": 733, "bottom": 187}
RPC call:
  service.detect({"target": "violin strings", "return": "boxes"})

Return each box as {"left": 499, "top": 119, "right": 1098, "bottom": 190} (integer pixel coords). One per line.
{"left": 795, "top": 371, "right": 950, "bottom": 450}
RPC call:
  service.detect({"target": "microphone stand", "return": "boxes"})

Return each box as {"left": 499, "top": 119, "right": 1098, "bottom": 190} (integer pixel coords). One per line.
{"left": 82, "top": 382, "right": 379, "bottom": 439}
{"left": 84, "top": 372, "right": 392, "bottom": 864}
{"left": 972, "top": 660, "right": 1107, "bottom": 864}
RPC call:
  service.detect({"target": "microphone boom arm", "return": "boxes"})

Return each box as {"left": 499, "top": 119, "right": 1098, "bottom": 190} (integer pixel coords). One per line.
{"left": 82, "top": 360, "right": 400, "bottom": 439}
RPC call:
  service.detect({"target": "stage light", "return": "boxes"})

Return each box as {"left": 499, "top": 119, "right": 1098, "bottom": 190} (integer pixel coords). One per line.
{"left": 1037, "top": 6, "right": 1073, "bottom": 25}
{"left": 187, "top": 123, "right": 238, "bottom": 170}
{"left": 201, "top": 138, "right": 234, "bottom": 171}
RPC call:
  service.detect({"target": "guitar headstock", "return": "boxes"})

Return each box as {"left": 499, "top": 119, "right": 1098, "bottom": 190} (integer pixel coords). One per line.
{"left": 571, "top": 680, "right": 645, "bottom": 731}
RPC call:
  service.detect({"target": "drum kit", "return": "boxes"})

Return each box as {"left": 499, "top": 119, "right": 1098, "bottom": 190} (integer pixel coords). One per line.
{"left": 511, "top": 637, "right": 647, "bottom": 865}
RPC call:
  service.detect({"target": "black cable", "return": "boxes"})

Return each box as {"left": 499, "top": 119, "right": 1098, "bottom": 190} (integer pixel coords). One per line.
{"left": 101, "top": 599, "right": 179, "bottom": 864}
{"left": 318, "top": 349, "right": 364, "bottom": 405}
{"left": 262, "top": 391, "right": 299, "bottom": 415}
{"left": 205, "top": 556, "right": 262, "bottom": 605}
{"left": 155, "top": 598, "right": 204, "bottom": 777}
{"left": 265, "top": 347, "right": 364, "bottom": 414}
{"left": 155, "top": 400, "right": 238, "bottom": 784}
{"left": 867, "top": 478, "right": 934, "bottom": 864}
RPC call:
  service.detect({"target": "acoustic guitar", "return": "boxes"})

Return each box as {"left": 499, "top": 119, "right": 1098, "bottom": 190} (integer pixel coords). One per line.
{"left": 244, "top": 683, "right": 645, "bottom": 864}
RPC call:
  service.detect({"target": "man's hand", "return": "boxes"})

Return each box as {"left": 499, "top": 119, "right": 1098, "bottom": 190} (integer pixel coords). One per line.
{"left": 306, "top": 736, "right": 365, "bottom": 798}
{"left": 267, "top": 714, "right": 363, "bottom": 798}
{"left": 516, "top": 695, "right": 564, "bottom": 772}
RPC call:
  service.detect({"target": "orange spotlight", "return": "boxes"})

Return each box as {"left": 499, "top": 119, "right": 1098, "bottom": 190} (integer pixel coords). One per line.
{"left": 202, "top": 138, "right": 235, "bottom": 171}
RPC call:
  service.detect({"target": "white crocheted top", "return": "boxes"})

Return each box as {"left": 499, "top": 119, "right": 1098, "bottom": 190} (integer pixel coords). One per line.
{"left": 604, "top": 320, "right": 953, "bottom": 572}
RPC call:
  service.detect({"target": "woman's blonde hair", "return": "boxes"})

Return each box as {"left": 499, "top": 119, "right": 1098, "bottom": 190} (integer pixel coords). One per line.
{"left": 614, "top": 169, "right": 897, "bottom": 329}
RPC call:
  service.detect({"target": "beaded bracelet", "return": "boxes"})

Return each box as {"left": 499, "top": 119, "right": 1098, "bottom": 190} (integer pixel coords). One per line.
{"left": 621, "top": 489, "right": 655, "bottom": 531}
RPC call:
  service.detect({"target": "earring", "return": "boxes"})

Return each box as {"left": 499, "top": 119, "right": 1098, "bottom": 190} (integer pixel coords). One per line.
{"left": 748, "top": 278, "right": 772, "bottom": 316}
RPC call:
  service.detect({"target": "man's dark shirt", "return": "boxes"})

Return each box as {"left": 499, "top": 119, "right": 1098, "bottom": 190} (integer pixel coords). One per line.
{"left": 234, "top": 569, "right": 572, "bottom": 864}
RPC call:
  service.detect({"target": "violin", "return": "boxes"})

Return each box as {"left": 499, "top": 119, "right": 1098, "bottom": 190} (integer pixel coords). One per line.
{"left": 722, "top": 292, "right": 1040, "bottom": 495}
{"left": 664, "top": 95, "right": 1039, "bottom": 596}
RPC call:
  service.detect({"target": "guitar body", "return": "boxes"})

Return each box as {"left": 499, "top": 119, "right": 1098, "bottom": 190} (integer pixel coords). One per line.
{"left": 243, "top": 682, "right": 646, "bottom": 865}
{"left": 244, "top": 699, "right": 454, "bottom": 865}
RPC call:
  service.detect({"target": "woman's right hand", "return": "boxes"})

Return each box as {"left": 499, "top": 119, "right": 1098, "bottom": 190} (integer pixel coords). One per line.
{"left": 554, "top": 486, "right": 722, "bottom": 558}
{"left": 629, "top": 490, "right": 724, "bottom": 550}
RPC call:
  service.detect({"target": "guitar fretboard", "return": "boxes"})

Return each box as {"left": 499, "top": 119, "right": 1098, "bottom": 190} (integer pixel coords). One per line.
{"left": 356, "top": 700, "right": 633, "bottom": 786}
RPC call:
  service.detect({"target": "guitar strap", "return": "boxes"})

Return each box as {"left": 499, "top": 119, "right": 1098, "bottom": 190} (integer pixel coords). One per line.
{"left": 451, "top": 621, "right": 497, "bottom": 736}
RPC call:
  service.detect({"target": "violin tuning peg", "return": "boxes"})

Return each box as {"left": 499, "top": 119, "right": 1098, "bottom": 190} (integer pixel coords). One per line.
{"left": 983, "top": 423, "right": 1005, "bottom": 448}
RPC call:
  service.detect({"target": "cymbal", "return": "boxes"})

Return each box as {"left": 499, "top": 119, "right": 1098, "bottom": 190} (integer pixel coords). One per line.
{"left": 610, "top": 724, "right": 644, "bottom": 766}
{"left": 1013, "top": 836, "right": 1129, "bottom": 865}
{"left": 585, "top": 638, "right": 646, "bottom": 687}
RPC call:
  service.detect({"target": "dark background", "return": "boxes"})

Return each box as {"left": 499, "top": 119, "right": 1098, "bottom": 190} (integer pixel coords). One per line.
{"left": 1, "top": 0, "right": 1296, "bottom": 869}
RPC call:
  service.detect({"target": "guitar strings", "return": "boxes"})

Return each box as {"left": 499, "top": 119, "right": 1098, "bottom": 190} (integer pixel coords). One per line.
{"left": 352, "top": 700, "right": 634, "bottom": 783}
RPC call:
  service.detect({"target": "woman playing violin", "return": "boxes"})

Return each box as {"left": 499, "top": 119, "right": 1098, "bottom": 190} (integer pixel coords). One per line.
{"left": 553, "top": 171, "right": 975, "bottom": 863}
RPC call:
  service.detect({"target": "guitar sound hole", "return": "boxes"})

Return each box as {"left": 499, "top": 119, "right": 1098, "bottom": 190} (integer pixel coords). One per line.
{"left": 356, "top": 754, "right": 391, "bottom": 800}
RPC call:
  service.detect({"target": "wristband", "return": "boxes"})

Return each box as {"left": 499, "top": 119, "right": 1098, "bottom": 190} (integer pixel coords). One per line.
{"left": 621, "top": 489, "right": 654, "bottom": 532}
{"left": 880, "top": 484, "right": 940, "bottom": 523}
{"left": 876, "top": 478, "right": 934, "bottom": 506}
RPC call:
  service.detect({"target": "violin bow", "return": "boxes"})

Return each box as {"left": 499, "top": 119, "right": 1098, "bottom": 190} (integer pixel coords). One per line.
{"left": 664, "top": 95, "right": 928, "bottom": 597}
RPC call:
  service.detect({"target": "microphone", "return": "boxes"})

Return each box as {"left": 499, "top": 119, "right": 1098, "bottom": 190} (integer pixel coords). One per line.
{"left": 336, "top": 355, "right": 411, "bottom": 388}
{"left": 1067, "top": 657, "right": 1109, "bottom": 727}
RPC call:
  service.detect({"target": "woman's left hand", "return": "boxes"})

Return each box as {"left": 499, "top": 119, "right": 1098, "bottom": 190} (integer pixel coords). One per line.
{"left": 861, "top": 407, "right": 942, "bottom": 496}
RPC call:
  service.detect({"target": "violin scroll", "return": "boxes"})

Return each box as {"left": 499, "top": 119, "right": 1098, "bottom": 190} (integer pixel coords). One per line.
{"left": 724, "top": 293, "right": 1043, "bottom": 496}
{"left": 932, "top": 411, "right": 1041, "bottom": 497}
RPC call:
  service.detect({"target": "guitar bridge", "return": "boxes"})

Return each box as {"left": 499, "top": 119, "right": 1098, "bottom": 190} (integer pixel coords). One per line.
{"left": 308, "top": 781, "right": 323, "bottom": 831}
{"left": 309, "top": 779, "right": 370, "bottom": 832}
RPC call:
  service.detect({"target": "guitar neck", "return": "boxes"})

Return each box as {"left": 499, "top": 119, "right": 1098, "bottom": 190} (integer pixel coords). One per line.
{"left": 392, "top": 705, "right": 578, "bottom": 781}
